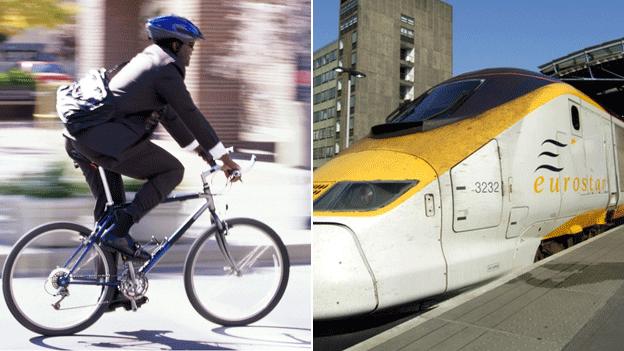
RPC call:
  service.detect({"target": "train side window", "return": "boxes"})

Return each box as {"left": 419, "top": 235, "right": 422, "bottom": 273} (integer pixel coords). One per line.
{"left": 571, "top": 105, "right": 580, "bottom": 131}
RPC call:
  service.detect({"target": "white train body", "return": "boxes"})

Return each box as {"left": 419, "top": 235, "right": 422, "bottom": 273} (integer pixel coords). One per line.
{"left": 313, "top": 68, "right": 624, "bottom": 319}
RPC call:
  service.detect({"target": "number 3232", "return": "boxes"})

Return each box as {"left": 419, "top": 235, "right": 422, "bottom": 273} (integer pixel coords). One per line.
{"left": 474, "top": 181, "right": 500, "bottom": 193}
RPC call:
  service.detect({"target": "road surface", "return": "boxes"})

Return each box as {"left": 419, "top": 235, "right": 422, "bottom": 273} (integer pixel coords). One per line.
{"left": 0, "top": 265, "right": 311, "bottom": 350}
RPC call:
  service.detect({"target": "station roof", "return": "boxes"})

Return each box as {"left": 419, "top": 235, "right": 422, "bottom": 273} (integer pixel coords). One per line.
{"left": 539, "top": 37, "right": 624, "bottom": 116}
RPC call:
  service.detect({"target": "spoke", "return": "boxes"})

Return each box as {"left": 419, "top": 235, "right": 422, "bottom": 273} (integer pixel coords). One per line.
{"left": 237, "top": 245, "right": 270, "bottom": 273}
{"left": 71, "top": 252, "right": 98, "bottom": 275}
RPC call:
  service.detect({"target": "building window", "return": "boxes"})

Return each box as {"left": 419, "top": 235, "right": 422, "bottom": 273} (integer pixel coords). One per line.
{"left": 400, "top": 27, "right": 414, "bottom": 38}
{"left": 314, "top": 127, "right": 334, "bottom": 141}
{"left": 314, "top": 146, "right": 335, "bottom": 160}
{"left": 351, "top": 51, "right": 357, "bottom": 66}
{"left": 314, "top": 107, "right": 334, "bottom": 123}
{"left": 313, "top": 88, "right": 336, "bottom": 105}
{"left": 313, "top": 50, "right": 338, "bottom": 69}
{"left": 401, "top": 47, "right": 415, "bottom": 63}
{"left": 400, "top": 66, "right": 414, "bottom": 81}
{"left": 340, "top": 0, "right": 358, "bottom": 16}
{"left": 400, "top": 85, "right": 415, "bottom": 101}
{"left": 313, "top": 70, "right": 338, "bottom": 87}
{"left": 349, "top": 115, "right": 354, "bottom": 137}
{"left": 327, "top": 146, "right": 334, "bottom": 157}
{"left": 401, "top": 14, "right": 415, "bottom": 26}
{"left": 313, "top": 107, "right": 338, "bottom": 123}
{"left": 340, "top": 15, "right": 358, "bottom": 31}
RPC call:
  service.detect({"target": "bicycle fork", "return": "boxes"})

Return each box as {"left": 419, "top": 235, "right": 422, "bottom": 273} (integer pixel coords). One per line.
{"left": 215, "top": 224, "right": 242, "bottom": 276}
{"left": 214, "top": 221, "right": 272, "bottom": 276}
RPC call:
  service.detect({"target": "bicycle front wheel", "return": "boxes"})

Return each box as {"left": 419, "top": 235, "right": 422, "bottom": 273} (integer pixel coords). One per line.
{"left": 184, "top": 218, "right": 290, "bottom": 326}
{"left": 2, "top": 222, "right": 116, "bottom": 336}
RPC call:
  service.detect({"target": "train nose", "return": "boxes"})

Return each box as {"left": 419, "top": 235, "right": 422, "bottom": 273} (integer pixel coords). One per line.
{"left": 313, "top": 222, "right": 378, "bottom": 319}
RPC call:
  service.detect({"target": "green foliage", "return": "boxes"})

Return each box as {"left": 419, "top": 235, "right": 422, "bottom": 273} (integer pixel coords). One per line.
{"left": 0, "top": 162, "right": 145, "bottom": 198}
{"left": 0, "top": 162, "right": 79, "bottom": 198}
{"left": 0, "top": 0, "right": 76, "bottom": 36}
{"left": 0, "top": 69, "right": 36, "bottom": 89}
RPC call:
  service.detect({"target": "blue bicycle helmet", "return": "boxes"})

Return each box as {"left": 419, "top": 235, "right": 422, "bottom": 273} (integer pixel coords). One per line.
{"left": 146, "top": 15, "right": 204, "bottom": 43}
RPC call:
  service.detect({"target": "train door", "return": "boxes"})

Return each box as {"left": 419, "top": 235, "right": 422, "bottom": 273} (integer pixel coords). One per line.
{"left": 580, "top": 103, "right": 615, "bottom": 208}
{"left": 444, "top": 139, "right": 507, "bottom": 288}
{"left": 606, "top": 116, "right": 619, "bottom": 210}
{"left": 450, "top": 139, "right": 503, "bottom": 232}
{"left": 612, "top": 120, "right": 624, "bottom": 218}
{"left": 559, "top": 100, "right": 584, "bottom": 216}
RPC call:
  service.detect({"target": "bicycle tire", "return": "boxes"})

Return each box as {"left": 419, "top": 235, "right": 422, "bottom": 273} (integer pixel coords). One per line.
{"left": 2, "top": 222, "right": 116, "bottom": 336}
{"left": 184, "top": 218, "right": 290, "bottom": 326}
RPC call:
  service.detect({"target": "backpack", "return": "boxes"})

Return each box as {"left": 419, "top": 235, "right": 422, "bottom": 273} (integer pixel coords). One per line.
{"left": 56, "top": 63, "right": 126, "bottom": 135}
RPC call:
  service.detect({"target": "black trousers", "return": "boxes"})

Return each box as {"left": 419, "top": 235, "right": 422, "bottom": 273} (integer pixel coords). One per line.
{"left": 65, "top": 138, "right": 184, "bottom": 222}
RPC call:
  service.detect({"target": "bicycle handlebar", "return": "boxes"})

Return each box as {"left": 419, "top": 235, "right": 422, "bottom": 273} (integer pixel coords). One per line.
{"left": 200, "top": 154, "right": 257, "bottom": 187}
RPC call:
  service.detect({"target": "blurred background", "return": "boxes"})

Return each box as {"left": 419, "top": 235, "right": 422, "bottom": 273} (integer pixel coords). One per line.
{"left": 0, "top": 0, "right": 311, "bottom": 257}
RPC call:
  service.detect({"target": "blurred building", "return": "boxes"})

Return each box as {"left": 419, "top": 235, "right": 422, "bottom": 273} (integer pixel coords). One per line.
{"left": 0, "top": 43, "right": 46, "bottom": 61}
{"left": 312, "top": 0, "right": 452, "bottom": 168}
{"left": 76, "top": 0, "right": 310, "bottom": 167}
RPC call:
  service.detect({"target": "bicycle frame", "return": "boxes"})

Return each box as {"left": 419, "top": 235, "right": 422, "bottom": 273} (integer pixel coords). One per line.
{"left": 140, "top": 191, "right": 221, "bottom": 274}
{"left": 60, "top": 167, "right": 236, "bottom": 287}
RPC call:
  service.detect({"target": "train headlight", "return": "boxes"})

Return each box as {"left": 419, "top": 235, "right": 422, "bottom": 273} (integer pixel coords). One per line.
{"left": 314, "top": 181, "right": 418, "bottom": 212}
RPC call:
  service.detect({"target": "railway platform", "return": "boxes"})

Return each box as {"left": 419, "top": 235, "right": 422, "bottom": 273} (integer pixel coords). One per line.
{"left": 348, "top": 225, "right": 624, "bottom": 351}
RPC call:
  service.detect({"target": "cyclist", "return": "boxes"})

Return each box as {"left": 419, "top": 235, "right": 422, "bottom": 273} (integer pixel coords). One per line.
{"left": 65, "top": 15, "right": 240, "bottom": 261}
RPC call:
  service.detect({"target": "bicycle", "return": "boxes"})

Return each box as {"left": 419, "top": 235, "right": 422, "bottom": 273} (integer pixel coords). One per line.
{"left": 2, "top": 156, "right": 290, "bottom": 336}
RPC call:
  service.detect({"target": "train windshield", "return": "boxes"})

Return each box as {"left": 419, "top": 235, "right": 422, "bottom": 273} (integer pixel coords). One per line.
{"left": 388, "top": 79, "right": 484, "bottom": 123}
{"left": 314, "top": 180, "right": 418, "bottom": 212}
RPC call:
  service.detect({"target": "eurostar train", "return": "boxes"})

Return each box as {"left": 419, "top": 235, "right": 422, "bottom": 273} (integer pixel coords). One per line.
{"left": 312, "top": 68, "right": 624, "bottom": 319}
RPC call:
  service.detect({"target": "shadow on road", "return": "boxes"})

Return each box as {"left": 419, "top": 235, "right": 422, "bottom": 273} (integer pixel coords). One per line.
{"left": 30, "top": 329, "right": 234, "bottom": 350}
{"left": 29, "top": 326, "right": 312, "bottom": 350}
{"left": 212, "top": 325, "right": 311, "bottom": 348}
{"left": 311, "top": 292, "right": 469, "bottom": 351}
{"left": 313, "top": 306, "right": 424, "bottom": 351}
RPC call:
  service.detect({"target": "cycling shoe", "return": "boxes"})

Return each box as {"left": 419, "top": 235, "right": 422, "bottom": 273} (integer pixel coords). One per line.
{"left": 100, "top": 234, "right": 151, "bottom": 261}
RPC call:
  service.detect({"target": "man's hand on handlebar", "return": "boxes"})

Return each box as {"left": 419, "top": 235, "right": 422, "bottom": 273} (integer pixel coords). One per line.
{"left": 220, "top": 153, "right": 241, "bottom": 182}
{"left": 194, "top": 146, "right": 242, "bottom": 182}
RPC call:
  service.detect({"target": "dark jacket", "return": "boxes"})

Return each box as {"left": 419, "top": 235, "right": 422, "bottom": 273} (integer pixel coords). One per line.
{"left": 74, "top": 44, "right": 222, "bottom": 159}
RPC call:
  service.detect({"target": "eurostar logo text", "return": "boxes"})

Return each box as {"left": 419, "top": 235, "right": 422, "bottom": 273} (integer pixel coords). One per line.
{"left": 533, "top": 175, "right": 607, "bottom": 194}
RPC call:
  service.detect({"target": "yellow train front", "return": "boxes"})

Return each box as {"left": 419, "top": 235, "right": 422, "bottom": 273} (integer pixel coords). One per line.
{"left": 313, "top": 68, "right": 624, "bottom": 319}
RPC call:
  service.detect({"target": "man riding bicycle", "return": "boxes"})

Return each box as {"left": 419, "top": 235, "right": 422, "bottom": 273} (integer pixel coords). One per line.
{"left": 65, "top": 15, "right": 240, "bottom": 261}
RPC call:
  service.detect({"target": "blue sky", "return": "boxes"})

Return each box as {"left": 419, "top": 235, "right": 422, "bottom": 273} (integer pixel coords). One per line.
{"left": 313, "top": 0, "right": 624, "bottom": 75}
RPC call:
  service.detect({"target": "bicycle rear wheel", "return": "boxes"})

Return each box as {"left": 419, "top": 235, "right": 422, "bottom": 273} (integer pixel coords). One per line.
{"left": 2, "top": 222, "right": 116, "bottom": 336}
{"left": 184, "top": 218, "right": 290, "bottom": 326}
